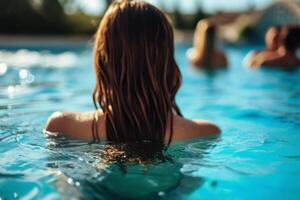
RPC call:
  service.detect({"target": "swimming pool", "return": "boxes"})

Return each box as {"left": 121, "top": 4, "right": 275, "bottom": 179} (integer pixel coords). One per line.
{"left": 0, "top": 40, "right": 299, "bottom": 200}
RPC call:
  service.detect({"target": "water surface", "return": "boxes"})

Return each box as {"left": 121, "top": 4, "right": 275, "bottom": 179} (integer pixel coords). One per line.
{"left": 0, "top": 41, "right": 299, "bottom": 200}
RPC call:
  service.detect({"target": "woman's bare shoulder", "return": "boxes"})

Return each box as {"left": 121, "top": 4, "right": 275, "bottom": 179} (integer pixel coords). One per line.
{"left": 172, "top": 115, "right": 221, "bottom": 140}
{"left": 45, "top": 111, "right": 105, "bottom": 140}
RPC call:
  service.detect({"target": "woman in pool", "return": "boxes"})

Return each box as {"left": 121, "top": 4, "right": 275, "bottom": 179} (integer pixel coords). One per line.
{"left": 45, "top": 1, "right": 220, "bottom": 148}
{"left": 187, "top": 20, "right": 227, "bottom": 69}
{"left": 246, "top": 26, "right": 283, "bottom": 67}
{"left": 247, "top": 26, "right": 300, "bottom": 69}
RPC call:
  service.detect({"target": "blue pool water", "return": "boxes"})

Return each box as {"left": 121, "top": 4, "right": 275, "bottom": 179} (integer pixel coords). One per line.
{"left": 0, "top": 40, "right": 299, "bottom": 200}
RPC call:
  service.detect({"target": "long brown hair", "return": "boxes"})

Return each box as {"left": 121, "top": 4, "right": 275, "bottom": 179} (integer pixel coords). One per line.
{"left": 92, "top": 0, "right": 182, "bottom": 151}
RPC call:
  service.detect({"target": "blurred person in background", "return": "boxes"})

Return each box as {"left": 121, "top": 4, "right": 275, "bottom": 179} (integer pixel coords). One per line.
{"left": 246, "top": 26, "right": 283, "bottom": 67}
{"left": 187, "top": 20, "right": 227, "bottom": 69}
{"left": 246, "top": 26, "right": 300, "bottom": 69}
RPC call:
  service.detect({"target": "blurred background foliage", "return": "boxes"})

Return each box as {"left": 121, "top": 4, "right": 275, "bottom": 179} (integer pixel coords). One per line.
{"left": 0, "top": 0, "right": 207, "bottom": 35}
{"left": 0, "top": 0, "right": 299, "bottom": 43}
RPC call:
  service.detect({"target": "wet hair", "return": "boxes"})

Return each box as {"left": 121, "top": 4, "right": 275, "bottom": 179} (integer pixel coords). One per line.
{"left": 92, "top": 0, "right": 182, "bottom": 152}
{"left": 283, "top": 27, "right": 300, "bottom": 52}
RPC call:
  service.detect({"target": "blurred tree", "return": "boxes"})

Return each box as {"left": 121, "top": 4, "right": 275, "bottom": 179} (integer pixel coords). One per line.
{"left": 39, "top": 0, "right": 69, "bottom": 33}
{"left": 0, "top": 0, "right": 40, "bottom": 33}
{"left": 0, "top": 0, "right": 69, "bottom": 34}
{"left": 191, "top": 8, "right": 207, "bottom": 29}
{"left": 172, "top": 8, "right": 185, "bottom": 29}
{"left": 40, "top": 0, "right": 65, "bottom": 21}
{"left": 0, "top": 0, "right": 209, "bottom": 35}
{"left": 171, "top": 7, "right": 207, "bottom": 30}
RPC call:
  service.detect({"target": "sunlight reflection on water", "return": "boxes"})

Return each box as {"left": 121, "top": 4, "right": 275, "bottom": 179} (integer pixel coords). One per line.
{"left": 0, "top": 42, "right": 299, "bottom": 200}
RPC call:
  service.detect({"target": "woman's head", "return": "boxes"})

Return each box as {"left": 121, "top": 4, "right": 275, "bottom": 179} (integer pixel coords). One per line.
{"left": 93, "top": 0, "right": 182, "bottom": 149}
{"left": 194, "top": 20, "right": 216, "bottom": 50}
{"left": 265, "top": 26, "right": 282, "bottom": 50}
{"left": 190, "top": 20, "right": 217, "bottom": 67}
